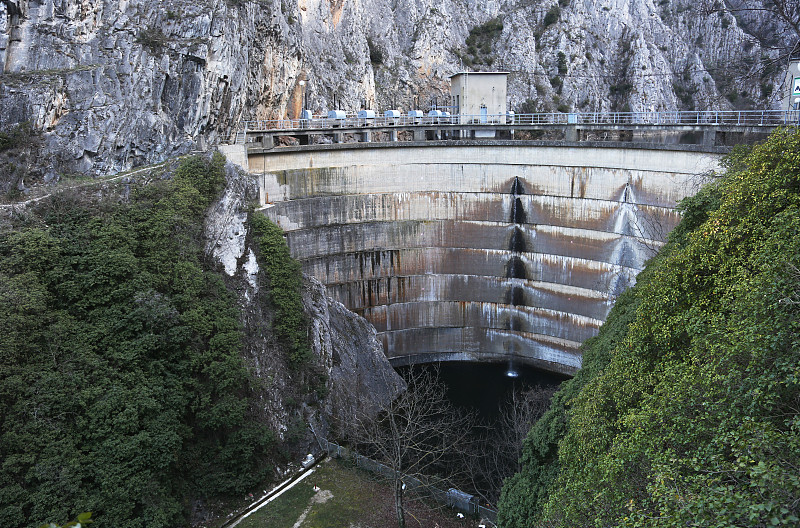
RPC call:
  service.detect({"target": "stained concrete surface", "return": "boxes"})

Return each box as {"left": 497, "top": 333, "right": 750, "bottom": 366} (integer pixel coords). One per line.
{"left": 254, "top": 143, "right": 720, "bottom": 375}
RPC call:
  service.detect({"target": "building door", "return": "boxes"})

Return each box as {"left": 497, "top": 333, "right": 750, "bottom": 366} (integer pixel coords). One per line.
{"left": 480, "top": 105, "right": 488, "bottom": 123}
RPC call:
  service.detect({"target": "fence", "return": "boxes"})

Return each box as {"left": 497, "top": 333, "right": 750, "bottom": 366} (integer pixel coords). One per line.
{"left": 239, "top": 109, "right": 799, "bottom": 134}
{"left": 318, "top": 437, "right": 498, "bottom": 524}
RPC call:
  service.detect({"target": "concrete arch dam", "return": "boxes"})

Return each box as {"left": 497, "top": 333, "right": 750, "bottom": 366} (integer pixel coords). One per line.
{"left": 251, "top": 142, "right": 720, "bottom": 376}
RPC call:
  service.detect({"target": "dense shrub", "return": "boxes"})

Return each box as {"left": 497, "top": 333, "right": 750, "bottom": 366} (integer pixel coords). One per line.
{"left": 249, "top": 213, "right": 312, "bottom": 369}
{"left": 462, "top": 17, "right": 504, "bottom": 67}
{"left": 0, "top": 122, "right": 35, "bottom": 152}
{"left": 543, "top": 6, "right": 560, "bottom": 27}
{"left": 0, "top": 154, "right": 275, "bottom": 528}
{"left": 499, "top": 129, "right": 800, "bottom": 527}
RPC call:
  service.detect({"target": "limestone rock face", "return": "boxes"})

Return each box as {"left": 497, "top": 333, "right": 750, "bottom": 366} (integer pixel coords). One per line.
{"left": 0, "top": 0, "right": 785, "bottom": 177}
{"left": 205, "top": 160, "right": 403, "bottom": 436}
{"left": 302, "top": 274, "right": 406, "bottom": 430}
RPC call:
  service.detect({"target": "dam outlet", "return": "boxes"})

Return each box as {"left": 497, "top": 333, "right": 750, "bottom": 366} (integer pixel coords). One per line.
{"left": 249, "top": 142, "right": 720, "bottom": 376}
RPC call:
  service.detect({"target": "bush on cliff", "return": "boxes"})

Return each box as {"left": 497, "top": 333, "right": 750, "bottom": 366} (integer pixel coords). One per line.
{"left": 249, "top": 212, "right": 312, "bottom": 369}
{"left": 0, "top": 154, "right": 275, "bottom": 528}
{"left": 498, "top": 129, "right": 800, "bottom": 527}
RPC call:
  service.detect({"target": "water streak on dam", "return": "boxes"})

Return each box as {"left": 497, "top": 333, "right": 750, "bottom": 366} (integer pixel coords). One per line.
{"left": 249, "top": 142, "right": 721, "bottom": 375}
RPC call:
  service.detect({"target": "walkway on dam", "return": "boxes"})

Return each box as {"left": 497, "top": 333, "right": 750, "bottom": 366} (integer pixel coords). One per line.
{"left": 237, "top": 109, "right": 795, "bottom": 149}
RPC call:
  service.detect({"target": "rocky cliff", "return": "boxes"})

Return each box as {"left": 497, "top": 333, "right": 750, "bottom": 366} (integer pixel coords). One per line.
{"left": 204, "top": 160, "right": 404, "bottom": 438}
{"left": 0, "top": 0, "right": 786, "bottom": 180}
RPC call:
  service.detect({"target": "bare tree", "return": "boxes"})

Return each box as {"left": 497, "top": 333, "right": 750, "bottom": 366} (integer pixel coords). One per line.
{"left": 461, "top": 385, "right": 556, "bottom": 506}
{"left": 344, "top": 365, "right": 476, "bottom": 528}
{"left": 498, "top": 386, "right": 556, "bottom": 473}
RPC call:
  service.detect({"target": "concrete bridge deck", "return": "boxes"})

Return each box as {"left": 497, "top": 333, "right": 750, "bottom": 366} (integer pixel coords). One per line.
{"left": 224, "top": 140, "right": 725, "bottom": 376}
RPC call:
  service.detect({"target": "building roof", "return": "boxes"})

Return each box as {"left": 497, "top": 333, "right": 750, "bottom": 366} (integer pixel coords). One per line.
{"left": 449, "top": 71, "right": 510, "bottom": 78}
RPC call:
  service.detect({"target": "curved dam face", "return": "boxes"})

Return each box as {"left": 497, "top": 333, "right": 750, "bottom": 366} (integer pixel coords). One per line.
{"left": 251, "top": 142, "right": 719, "bottom": 376}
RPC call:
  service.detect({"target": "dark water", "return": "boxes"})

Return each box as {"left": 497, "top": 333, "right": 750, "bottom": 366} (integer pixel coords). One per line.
{"left": 397, "top": 361, "right": 569, "bottom": 422}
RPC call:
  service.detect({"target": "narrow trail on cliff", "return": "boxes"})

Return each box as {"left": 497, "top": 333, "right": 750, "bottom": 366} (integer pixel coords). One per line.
{"left": 0, "top": 156, "right": 190, "bottom": 211}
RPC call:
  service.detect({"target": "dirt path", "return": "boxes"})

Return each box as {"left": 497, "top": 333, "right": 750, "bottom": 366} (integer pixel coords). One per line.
{"left": 290, "top": 489, "right": 334, "bottom": 528}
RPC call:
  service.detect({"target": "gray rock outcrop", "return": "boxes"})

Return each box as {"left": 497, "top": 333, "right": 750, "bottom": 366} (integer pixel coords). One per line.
{"left": 0, "top": 0, "right": 789, "bottom": 178}
{"left": 205, "top": 159, "right": 404, "bottom": 438}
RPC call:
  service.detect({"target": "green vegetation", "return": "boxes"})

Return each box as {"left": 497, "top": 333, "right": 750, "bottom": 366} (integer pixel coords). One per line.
{"left": 518, "top": 98, "right": 538, "bottom": 114}
{"left": 556, "top": 52, "right": 568, "bottom": 75}
{"left": 0, "top": 154, "right": 277, "bottom": 528}
{"left": 0, "top": 122, "right": 35, "bottom": 152}
{"left": 38, "top": 512, "right": 93, "bottom": 528}
{"left": 499, "top": 129, "right": 800, "bottom": 527}
{"left": 135, "top": 26, "right": 168, "bottom": 52}
{"left": 250, "top": 213, "right": 312, "bottom": 369}
{"left": 1, "top": 122, "right": 40, "bottom": 200}
{"left": 609, "top": 82, "right": 633, "bottom": 96}
{"left": 543, "top": 6, "right": 561, "bottom": 27}
{"left": 237, "top": 459, "right": 478, "bottom": 528}
{"left": 237, "top": 479, "right": 317, "bottom": 528}
{"left": 459, "top": 18, "right": 503, "bottom": 68}
{"left": 673, "top": 82, "right": 695, "bottom": 109}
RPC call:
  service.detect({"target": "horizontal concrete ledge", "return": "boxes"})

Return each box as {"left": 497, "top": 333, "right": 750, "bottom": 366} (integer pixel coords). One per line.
{"left": 270, "top": 194, "right": 682, "bottom": 227}
{"left": 248, "top": 139, "right": 731, "bottom": 156}
{"left": 334, "top": 277, "right": 614, "bottom": 320}
{"left": 285, "top": 220, "right": 666, "bottom": 249}
{"left": 363, "top": 299, "right": 607, "bottom": 332}
{"left": 284, "top": 221, "right": 666, "bottom": 269}
{"left": 382, "top": 327, "right": 583, "bottom": 377}
{"left": 388, "top": 352, "right": 578, "bottom": 377}
{"left": 313, "top": 254, "right": 640, "bottom": 296}
{"left": 376, "top": 314, "right": 599, "bottom": 346}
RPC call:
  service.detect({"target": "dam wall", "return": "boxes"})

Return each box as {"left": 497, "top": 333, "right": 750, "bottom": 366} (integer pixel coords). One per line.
{"left": 249, "top": 142, "right": 721, "bottom": 375}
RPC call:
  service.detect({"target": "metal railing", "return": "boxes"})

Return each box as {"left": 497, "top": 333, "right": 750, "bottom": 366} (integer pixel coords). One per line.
{"left": 239, "top": 110, "right": 798, "bottom": 135}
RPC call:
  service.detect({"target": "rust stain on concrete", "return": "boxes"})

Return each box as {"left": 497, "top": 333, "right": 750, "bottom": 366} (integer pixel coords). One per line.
{"left": 254, "top": 145, "right": 716, "bottom": 374}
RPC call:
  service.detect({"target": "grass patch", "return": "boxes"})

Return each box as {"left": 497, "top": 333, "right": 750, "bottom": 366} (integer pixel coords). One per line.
{"left": 237, "top": 459, "right": 481, "bottom": 528}
{"left": 237, "top": 481, "right": 316, "bottom": 528}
